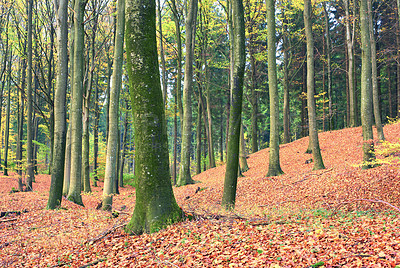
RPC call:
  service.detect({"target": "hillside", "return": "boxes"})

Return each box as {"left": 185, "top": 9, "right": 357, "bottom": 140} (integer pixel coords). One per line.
{"left": 1, "top": 123, "right": 400, "bottom": 267}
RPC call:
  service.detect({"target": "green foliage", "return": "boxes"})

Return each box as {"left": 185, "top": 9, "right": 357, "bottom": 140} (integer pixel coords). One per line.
{"left": 123, "top": 173, "right": 136, "bottom": 188}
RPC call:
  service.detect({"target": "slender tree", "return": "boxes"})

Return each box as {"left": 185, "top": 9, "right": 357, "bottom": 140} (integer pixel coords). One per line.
{"left": 124, "top": 0, "right": 182, "bottom": 233}
{"left": 345, "top": 0, "right": 357, "bottom": 127}
{"left": 266, "top": 0, "right": 283, "bottom": 177}
{"left": 103, "top": 0, "right": 125, "bottom": 210}
{"left": 177, "top": 0, "right": 198, "bottom": 186}
{"left": 67, "top": 0, "right": 86, "bottom": 205}
{"left": 304, "top": 0, "right": 325, "bottom": 170}
{"left": 368, "top": 0, "right": 384, "bottom": 141}
{"left": 26, "top": 0, "right": 35, "bottom": 191}
{"left": 3, "top": 53, "right": 11, "bottom": 176}
{"left": 47, "top": 0, "right": 68, "bottom": 209}
{"left": 222, "top": 0, "right": 245, "bottom": 209}
{"left": 360, "top": 0, "right": 375, "bottom": 169}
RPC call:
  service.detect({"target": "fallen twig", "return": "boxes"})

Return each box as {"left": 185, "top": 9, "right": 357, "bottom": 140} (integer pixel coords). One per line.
{"left": 78, "top": 258, "right": 105, "bottom": 268}
{"left": 279, "top": 168, "right": 333, "bottom": 189}
{"left": 86, "top": 222, "right": 127, "bottom": 245}
{"left": 0, "top": 218, "right": 18, "bottom": 223}
{"left": 332, "top": 198, "right": 400, "bottom": 215}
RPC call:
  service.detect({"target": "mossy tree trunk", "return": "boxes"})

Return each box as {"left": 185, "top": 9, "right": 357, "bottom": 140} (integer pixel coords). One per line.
{"left": 282, "top": 13, "right": 290, "bottom": 144}
{"left": 125, "top": 0, "right": 182, "bottom": 234}
{"left": 47, "top": 0, "right": 68, "bottom": 209}
{"left": 368, "top": 0, "right": 384, "bottom": 141}
{"left": 222, "top": 0, "right": 245, "bottom": 210}
{"left": 103, "top": 0, "right": 125, "bottom": 211}
{"left": 67, "top": 0, "right": 86, "bottom": 206}
{"left": 360, "top": 0, "right": 375, "bottom": 169}
{"left": 304, "top": 0, "right": 325, "bottom": 171}
{"left": 239, "top": 123, "right": 248, "bottom": 173}
{"left": 266, "top": 0, "right": 284, "bottom": 177}
{"left": 177, "top": 0, "right": 198, "bottom": 186}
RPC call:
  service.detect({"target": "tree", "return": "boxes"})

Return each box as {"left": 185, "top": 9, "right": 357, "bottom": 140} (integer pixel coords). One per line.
{"left": 67, "top": 0, "right": 87, "bottom": 206}
{"left": 360, "top": 0, "right": 375, "bottom": 169}
{"left": 47, "top": 0, "right": 68, "bottom": 209}
{"left": 344, "top": 0, "right": 357, "bottom": 127}
{"left": 3, "top": 52, "right": 11, "bottom": 176}
{"left": 177, "top": 0, "right": 198, "bottom": 186}
{"left": 266, "top": 0, "right": 283, "bottom": 177}
{"left": 368, "top": 0, "right": 384, "bottom": 141}
{"left": 26, "top": 0, "right": 35, "bottom": 191}
{"left": 103, "top": 0, "right": 125, "bottom": 211}
{"left": 222, "top": 0, "right": 245, "bottom": 209}
{"left": 304, "top": 0, "right": 325, "bottom": 170}
{"left": 124, "top": 0, "right": 182, "bottom": 234}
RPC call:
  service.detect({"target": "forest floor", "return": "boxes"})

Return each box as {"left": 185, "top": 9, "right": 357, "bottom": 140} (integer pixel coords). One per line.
{"left": 1, "top": 123, "right": 400, "bottom": 267}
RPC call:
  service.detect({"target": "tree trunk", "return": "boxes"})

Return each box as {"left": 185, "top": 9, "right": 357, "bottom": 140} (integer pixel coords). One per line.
{"left": 125, "top": 0, "right": 182, "bottom": 234}
{"left": 196, "top": 98, "right": 202, "bottom": 175}
{"left": 345, "top": 0, "right": 357, "bottom": 127}
{"left": 47, "top": 0, "right": 68, "bottom": 209}
{"left": 368, "top": 0, "right": 384, "bottom": 141}
{"left": 266, "top": 0, "right": 284, "bottom": 177}
{"left": 222, "top": 0, "right": 245, "bottom": 209}
{"left": 304, "top": 0, "right": 325, "bottom": 171}
{"left": 360, "top": 0, "right": 375, "bottom": 169}
{"left": 239, "top": 123, "right": 248, "bottom": 172}
{"left": 103, "top": 0, "right": 125, "bottom": 210}
{"left": 26, "top": 0, "right": 35, "bottom": 191}
{"left": 177, "top": 0, "right": 198, "bottom": 186}
{"left": 119, "top": 103, "right": 129, "bottom": 188}
{"left": 67, "top": 0, "right": 86, "bottom": 206}
{"left": 173, "top": 76, "right": 178, "bottom": 185}
{"left": 3, "top": 54, "right": 12, "bottom": 176}
{"left": 16, "top": 54, "right": 26, "bottom": 191}
{"left": 324, "top": 3, "right": 333, "bottom": 130}
{"left": 93, "top": 77, "right": 99, "bottom": 187}
{"left": 63, "top": 125, "right": 71, "bottom": 196}
{"left": 157, "top": 0, "right": 167, "bottom": 106}
{"left": 282, "top": 18, "right": 290, "bottom": 144}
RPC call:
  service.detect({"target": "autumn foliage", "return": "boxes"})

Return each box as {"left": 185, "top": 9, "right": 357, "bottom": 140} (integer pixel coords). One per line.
{"left": 1, "top": 123, "right": 400, "bottom": 267}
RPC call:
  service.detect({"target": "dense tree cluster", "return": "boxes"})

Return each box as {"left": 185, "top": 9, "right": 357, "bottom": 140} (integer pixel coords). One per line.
{"left": 0, "top": 0, "right": 398, "bottom": 231}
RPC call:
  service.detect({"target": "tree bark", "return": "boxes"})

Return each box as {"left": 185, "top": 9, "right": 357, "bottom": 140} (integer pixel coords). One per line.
{"left": 103, "top": 0, "right": 125, "bottom": 210}
{"left": 125, "top": 0, "right": 182, "bottom": 234}
{"left": 26, "top": 0, "right": 35, "bottom": 191}
{"left": 222, "top": 0, "right": 245, "bottom": 209}
{"left": 3, "top": 53, "right": 12, "bottom": 176}
{"left": 266, "top": 0, "right": 283, "bottom": 177}
{"left": 196, "top": 98, "right": 202, "bottom": 175}
{"left": 345, "top": 0, "right": 357, "bottom": 127}
{"left": 239, "top": 123, "right": 248, "bottom": 172}
{"left": 282, "top": 14, "right": 290, "bottom": 144}
{"left": 47, "top": 0, "right": 68, "bottom": 209}
{"left": 304, "top": 0, "right": 325, "bottom": 170}
{"left": 324, "top": 3, "right": 333, "bottom": 130}
{"left": 157, "top": 0, "right": 167, "bottom": 106}
{"left": 67, "top": 0, "right": 86, "bottom": 206}
{"left": 177, "top": 0, "right": 198, "bottom": 186}
{"left": 368, "top": 0, "right": 384, "bottom": 141}
{"left": 360, "top": 0, "right": 375, "bottom": 169}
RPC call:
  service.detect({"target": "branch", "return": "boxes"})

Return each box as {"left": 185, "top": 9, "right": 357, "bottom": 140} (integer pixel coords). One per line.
{"left": 86, "top": 222, "right": 128, "bottom": 245}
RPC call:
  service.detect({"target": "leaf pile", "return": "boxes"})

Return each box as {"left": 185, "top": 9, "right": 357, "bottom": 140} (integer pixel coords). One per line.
{"left": 1, "top": 123, "right": 400, "bottom": 267}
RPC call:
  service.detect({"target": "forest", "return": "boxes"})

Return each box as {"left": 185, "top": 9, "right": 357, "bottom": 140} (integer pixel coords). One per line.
{"left": 1, "top": 0, "right": 400, "bottom": 266}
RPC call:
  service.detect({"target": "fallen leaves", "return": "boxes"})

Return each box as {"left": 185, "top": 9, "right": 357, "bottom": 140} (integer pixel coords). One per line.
{"left": 1, "top": 123, "right": 400, "bottom": 267}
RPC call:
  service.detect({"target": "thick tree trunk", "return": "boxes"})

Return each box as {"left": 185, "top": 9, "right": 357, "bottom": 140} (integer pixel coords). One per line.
{"left": 103, "top": 0, "right": 125, "bottom": 210}
{"left": 367, "top": 0, "right": 384, "bottom": 141}
{"left": 177, "top": 0, "right": 198, "bottom": 186}
{"left": 304, "top": 0, "right": 325, "bottom": 171}
{"left": 26, "top": 0, "right": 35, "bottom": 191}
{"left": 67, "top": 0, "right": 86, "bottom": 206}
{"left": 222, "top": 0, "right": 245, "bottom": 209}
{"left": 157, "top": 0, "right": 167, "bottom": 106}
{"left": 47, "top": 0, "right": 68, "bottom": 209}
{"left": 266, "top": 0, "right": 284, "bottom": 177}
{"left": 360, "top": 0, "right": 375, "bottom": 169}
{"left": 125, "top": 0, "right": 182, "bottom": 234}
